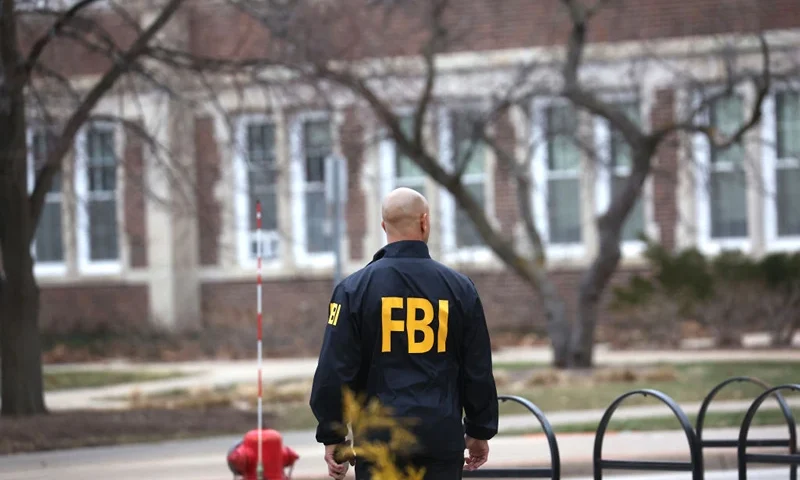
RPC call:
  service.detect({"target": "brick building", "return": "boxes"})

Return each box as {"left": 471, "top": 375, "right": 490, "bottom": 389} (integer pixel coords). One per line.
{"left": 21, "top": 0, "right": 800, "bottom": 354}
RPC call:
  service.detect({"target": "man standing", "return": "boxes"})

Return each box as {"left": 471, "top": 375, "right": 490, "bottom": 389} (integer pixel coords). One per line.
{"left": 309, "top": 187, "right": 498, "bottom": 480}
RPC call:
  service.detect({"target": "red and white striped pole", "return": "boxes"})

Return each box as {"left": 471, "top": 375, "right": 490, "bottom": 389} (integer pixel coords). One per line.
{"left": 256, "top": 200, "right": 264, "bottom": 480}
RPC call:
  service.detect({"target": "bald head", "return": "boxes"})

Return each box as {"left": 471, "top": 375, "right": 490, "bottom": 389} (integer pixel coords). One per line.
{"left": 381, "top": 187, "right": 431, "bottom": 243}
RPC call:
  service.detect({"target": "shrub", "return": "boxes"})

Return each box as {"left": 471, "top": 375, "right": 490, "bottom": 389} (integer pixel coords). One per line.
{"left": 612, "top": 241, "right": 800, "bottom": 348}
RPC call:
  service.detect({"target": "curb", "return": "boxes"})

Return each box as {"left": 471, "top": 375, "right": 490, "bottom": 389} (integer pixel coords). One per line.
{"left": 514, "top": 451, "right": 740, "bottom": 478}
{"left": 290, "top": 451, "right": 742, "bottom": 479}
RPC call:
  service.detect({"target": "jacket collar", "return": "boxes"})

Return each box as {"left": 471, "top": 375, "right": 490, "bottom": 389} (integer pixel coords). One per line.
{"left": 370, "top": 240, "right": 431, "bottom": 263}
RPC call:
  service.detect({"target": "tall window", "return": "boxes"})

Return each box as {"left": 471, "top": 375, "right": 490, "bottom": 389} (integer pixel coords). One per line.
{"left": 607, "top": 101, "right": 646, "bottom": 242}
{"left": 707, "top": 95, "right": 748, "bottom": 239}
{"left": 245, "top": 121, "right": 280, "bottom": 259}
{"left": 301, "top": 119, "right": 333, "bottom": 254}
{"left": 544, "top": 104, "right": 581, "bottom": 244}
{"left": 28, "top": 127, "right": 64, "bottom": 266}
{"left": 775, "top": 91, "right": 800, "bottom": 237}
{"left": 394, "top": 116, "right": 426, "bottom": 195}
{"left": 77, "top": 123, "right": 119, "bottom": 268}
{"left": 450, "top": 110, "right": 487, "bottom": 248}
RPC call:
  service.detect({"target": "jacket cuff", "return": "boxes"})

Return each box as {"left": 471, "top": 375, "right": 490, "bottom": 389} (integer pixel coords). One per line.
{"left": 464, "top": 423, "right": 496, "bottom": 441}
{"left": 316, "top": 424, "right": 347, "bottom": 445}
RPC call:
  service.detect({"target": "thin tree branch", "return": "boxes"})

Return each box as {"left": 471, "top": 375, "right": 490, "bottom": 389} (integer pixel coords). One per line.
{"left": 481, "top": 132, "right": 546, "bottom": 266}
{"left": 652, "top": 33, "right": 772, "bottom": 151}
{"left": 560, "top": 0, "right": 643, "bottom": 149}
{"left": 23, "top": 0, "right": 106, "bottom": 80}
{"left": 28, "top": 0, "right": 186, "bottom": 236}
{"left": 412, "top": 0, "right": 447, "bottom": 148}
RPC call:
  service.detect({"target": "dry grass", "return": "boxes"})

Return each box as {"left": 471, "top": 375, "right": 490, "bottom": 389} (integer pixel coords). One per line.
{"left": 119, "top": 361, "right": 799, "bottom": 432}
{"left": 0, "top": 408, "right": 264, "bottom": 454}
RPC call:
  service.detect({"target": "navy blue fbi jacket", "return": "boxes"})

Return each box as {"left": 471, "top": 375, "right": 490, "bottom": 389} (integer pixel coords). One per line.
{"left": 309, "top": 240, "right": 499, "bottom": 457}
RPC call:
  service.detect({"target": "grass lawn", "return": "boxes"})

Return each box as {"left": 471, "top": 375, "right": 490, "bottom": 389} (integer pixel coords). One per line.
{"left": 110, "top": 361, "right": 799, "bottom": 434}
{"left": 498, "top": 407, "right": 795, "bottom": 436}
{"left": 497, "top": 361, "right": 800, "bottom": 416}
{"left": 43, "top": 369, "right": 187, "bottom": 391}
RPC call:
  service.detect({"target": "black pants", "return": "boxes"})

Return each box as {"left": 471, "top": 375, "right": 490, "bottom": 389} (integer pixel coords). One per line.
{"left": 355, "top": 454, "right": 464, "bottom": 480}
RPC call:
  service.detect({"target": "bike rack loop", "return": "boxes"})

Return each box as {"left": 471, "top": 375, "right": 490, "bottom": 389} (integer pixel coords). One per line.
{"left": 593, "top": 389, "right": 702, "bottom": 480}
{"left": 697, "top": 376, "right": 797, "bottom": 480}
{"left": 738, "top": 384, "right": 800, "bottom": 480}
{"left": 462, "top": 395, "right": 561, "bottom": 479}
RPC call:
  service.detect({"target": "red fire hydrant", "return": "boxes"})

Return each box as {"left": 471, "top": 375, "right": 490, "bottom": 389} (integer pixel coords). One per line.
{"left": 227, "top": 429, "right": 300, "bottom": 480}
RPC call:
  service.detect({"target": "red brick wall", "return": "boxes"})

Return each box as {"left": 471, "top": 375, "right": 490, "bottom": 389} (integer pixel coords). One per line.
{"left": 39, "top": 283, "right": 149, "bottom": 334}
{"left": 18, "top": 1, "right": 800, "bottom": 79}
{"left": 492, "top": 110, "right": 520, "bottom": 232}
{"left": 201, "top": 278, "right": 335, "bottom": 356}
{"left": 123, "top": 124, "right": 148, "bottom": 268}
{"left": 195, "top": 116, "right": 222, "bottom": 266}
{"left": 651, "top": 89, "right": 680, "bottom": 250}
{"left": 17, "top": 10, "right": 140, "bottom": 77}
{"left": 340, "top": 108, "right": 367, "bottom": 260}
{"left": 200, "top": 266, "right": 646, "bottom": 355}
{"left": 186, "top": 0, "right": 799, "bottom": 61}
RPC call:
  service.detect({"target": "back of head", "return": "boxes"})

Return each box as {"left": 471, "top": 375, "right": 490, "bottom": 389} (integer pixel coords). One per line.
{"left": 381, "top": 187, "right": 430, "bottom": 244}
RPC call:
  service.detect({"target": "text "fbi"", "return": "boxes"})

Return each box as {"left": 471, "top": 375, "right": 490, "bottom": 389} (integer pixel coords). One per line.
{"left": 381, "top": 296, "right": 448, "bottom": 354}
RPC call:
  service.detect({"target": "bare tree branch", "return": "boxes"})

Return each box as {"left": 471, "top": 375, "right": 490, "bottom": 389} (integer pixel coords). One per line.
{"left": 412, "top": 0, "right": 447, "bottom": 148}
{"left": 652, "top": 33, "right": 772, "bottom": 151}
{"left": 23, "top": 0, "right": 106, "bottom": 80}
{"left": 481, "top": 131, "right": 546, "bottom": 266}
{"left": 28, "top": 0, "right": 186, "bottom": 236}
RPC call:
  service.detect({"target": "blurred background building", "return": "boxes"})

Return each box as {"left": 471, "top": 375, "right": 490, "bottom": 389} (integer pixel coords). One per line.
{"left": 21, "top": 0, "right": 800, "bottom": 354}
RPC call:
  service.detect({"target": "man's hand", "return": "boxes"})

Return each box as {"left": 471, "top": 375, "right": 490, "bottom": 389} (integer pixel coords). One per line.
{"left": 464, "top": 435, "right": 489, "bottom": 471}
{"left": 324, "top": 443, "right": 352, "bottom": 480}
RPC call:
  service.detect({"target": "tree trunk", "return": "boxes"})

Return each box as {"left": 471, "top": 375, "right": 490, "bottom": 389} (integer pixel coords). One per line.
{"left": 539, "top": 277, "right": 571, "bottom": 368}
{"left": 0, "top": 147, "right": 47, "bottom": 415}
{"left": 0, "top": 40, "right": 47, "bottom": 415}
{"left": 772, "top": 311, "right": 799, "bottom": 347}
{"left": 0, "top": 257, "right": 46, "bottom": 416}
{"left": 571, "top": 226, "right": 623, "bottom": 368}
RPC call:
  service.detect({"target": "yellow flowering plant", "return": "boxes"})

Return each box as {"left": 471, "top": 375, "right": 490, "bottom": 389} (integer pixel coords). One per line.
{"left": 336, "top": 387, "right": 427, "bottom": 480}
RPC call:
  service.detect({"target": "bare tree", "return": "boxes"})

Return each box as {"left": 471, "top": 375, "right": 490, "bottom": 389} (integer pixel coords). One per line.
{"left": 0, "top": 0, "right": 206, "bottom": 416}
{"left": 229, "top": 0, "right": 789, "bottom": 367}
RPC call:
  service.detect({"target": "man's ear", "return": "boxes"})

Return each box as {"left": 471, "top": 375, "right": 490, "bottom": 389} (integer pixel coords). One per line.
{"left": 421, "top": 213, "right": 428, "bottom": 234}
{"left": 381, "top": 221, "right": 386, "bottom": 233}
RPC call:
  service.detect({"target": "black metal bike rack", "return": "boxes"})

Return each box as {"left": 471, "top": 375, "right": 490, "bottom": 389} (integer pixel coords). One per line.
{"left": 697, "top": 376, "right": 797, "bottom": 480}
{"left": 462, "top": 395, "right": 561, "bottom": 479}
{"left": 738, "top": 384, "right": 800, "bottom": 480}
{"left": 593, "top": 388, "right": 703, "bottom": 480}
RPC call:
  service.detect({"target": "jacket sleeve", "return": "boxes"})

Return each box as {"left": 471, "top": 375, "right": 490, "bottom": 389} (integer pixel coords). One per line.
{"left": 309, "top": 283, "right": 362, "bottom": 445}
{"left": 461, "top": 285, "right": 499, "bottom": 441}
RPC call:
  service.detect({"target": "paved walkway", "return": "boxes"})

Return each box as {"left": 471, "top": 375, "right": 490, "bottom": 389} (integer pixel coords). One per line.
{"left": 0, "top": 426, "right": 792, "bottom": 480}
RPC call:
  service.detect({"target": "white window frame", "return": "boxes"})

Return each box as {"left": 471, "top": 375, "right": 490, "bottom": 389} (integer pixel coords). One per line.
{"left": 761, "top": 85, "right": 800, "bottom": 252}
{"left": 289, "top": 111, "right": 336, "bottom": 268}
{"left": 437, "top": 104, "right": 494, "bottom": 264}
{"left": 378, "top": 107, "right": 428, "bottom": 200}
{"left": 26, "top": 126, "right": 67, "bottom": 276}
{"left": 233, "top": 113, "right": 284, "bottom": 269}
{"left": 691, "top": 86, "right": 752, "bottom": 255}
{"left": 592, "top": 92, "right": 656, "bottom": 257}
{"left": 530, "top": 96, "right": 586, "bottom": 259}
{"left": 74, "top": 120, "right": 123, "bottom": 275}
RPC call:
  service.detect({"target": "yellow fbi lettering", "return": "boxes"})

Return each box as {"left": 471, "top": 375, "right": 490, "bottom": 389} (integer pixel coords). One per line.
{"left": 328, "top": 302, "right": 342, "bottom": 326}
{"left": 381, "top": 297, "right": 449, "bottom": 354}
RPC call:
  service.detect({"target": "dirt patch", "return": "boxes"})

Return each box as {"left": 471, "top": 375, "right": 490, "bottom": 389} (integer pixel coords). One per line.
{"left": 39, "top": 327, "right": 309, "bottom": 365}
{"left": 0, "top": 408, "right": 274, "bottom": 455}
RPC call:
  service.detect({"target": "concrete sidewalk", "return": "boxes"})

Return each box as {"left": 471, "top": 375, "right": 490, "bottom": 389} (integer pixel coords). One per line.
{"left": 44, "top": 358, "right": 320, "bottom": 410}
{"left": 0, "top": 426, "right": 793, "bottom": 480}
